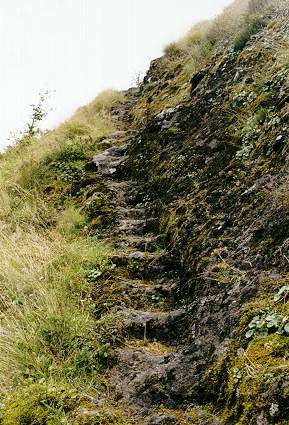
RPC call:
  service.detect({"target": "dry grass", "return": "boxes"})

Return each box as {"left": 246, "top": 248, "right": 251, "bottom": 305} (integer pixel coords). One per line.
{"left": 126, "top": 339, "right": 174, "bottom": 356}
{"left": 163, "top": 0, "right": 273, "bottom": 76}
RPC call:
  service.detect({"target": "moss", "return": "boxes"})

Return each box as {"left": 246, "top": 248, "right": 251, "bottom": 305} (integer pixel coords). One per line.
{"left": 145, "top": 405, "right": 221, "bottom": 425}
{"left": 2, "top": 383, "right": 77, "bottom": 424}
{"left": 205, "top": 306, "right": 289, "bottom": 423}
{"left": 74, "top": 407, "right": 130, "bottom": 424}
{"left": 223, "top": 334, "right": 289, "bottom": 423}
{"left": 2, "top": 384, "right": 131, "bottom": 425}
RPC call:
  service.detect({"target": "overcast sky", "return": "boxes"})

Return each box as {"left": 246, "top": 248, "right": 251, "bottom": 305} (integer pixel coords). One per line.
{"left": 0, "top": 0, "right": 233, "bottom": 149}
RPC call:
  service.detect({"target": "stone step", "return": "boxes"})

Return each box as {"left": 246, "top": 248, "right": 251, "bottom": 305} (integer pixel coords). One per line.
{"left": 116, "top": 217, "right": 158, "bottom": 236}
{"left": 106, "top": 144, "right": 128, "bottom": 157}
{"left": 121, "top": 308, "right": 186, "bottom": 342}
{"left": 118, "top": 280, "right": 166, "bottom": 310}
{"left": 119, "top": 278, "right": 179, "bottom": 309}
{"left": 117, "top": 219, "right": 147, "bottom": 236}
{"left": 93, "top": 155, "right": 129, "bottom": 177}
{"left": 111, "top": 249, "right": 169, "bottom": 282}
{"left": 107, "top": 130, "right": 127, "bottom": 140}
{"left": 116, "top": 206, "right": 146, "bottom": 220}
{"left": 110, "top": 343, "right": 203, "bottom": 415}
{"left": 105, "top": 180, "right": 138, "bottom": 193}
{"left": 115, "top": 234, "right": 163, "bottom": 251}
{"left": 112, "top": 250, "right": 162, "bottom": 267}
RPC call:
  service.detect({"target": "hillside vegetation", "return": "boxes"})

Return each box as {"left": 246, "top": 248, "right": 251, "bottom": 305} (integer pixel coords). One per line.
{"left": 1, "top": 0, "right": 289, "bottom": 423}
{"left": 0, "top": 90, "right": 130, "bottom": 423}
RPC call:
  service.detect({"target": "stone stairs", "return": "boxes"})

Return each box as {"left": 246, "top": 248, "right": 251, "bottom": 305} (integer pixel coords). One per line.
{"left": 90, "top": 124, "right": 219, "bottom": 424}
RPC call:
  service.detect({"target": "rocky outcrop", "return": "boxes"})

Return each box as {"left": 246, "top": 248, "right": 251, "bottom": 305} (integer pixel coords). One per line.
{"left": 83, "top": 2, "right": 289, "bottom": 423}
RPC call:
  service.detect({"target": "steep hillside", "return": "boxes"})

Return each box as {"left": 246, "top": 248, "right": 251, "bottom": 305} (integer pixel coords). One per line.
{"left": 1, "top": 0, "right": 289, "bottom": 424}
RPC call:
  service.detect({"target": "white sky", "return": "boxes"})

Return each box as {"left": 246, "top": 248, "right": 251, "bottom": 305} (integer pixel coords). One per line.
{"left": 0, "top": 0, "right": 233, "bottom": 149}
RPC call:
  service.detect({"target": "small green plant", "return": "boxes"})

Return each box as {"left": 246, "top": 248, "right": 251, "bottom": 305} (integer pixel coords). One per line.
{"left": 233, "top": 367, "right": 242, "bottom": 383}
{"left": 235, "top": 115, "right": 260, "bottom": 159}
{"left": 232, "top": 91, "right": 248, "bottom": 108}
{"left": 245, "top": 312, "right": 289, "bottom": 339}
{"left": 87, "top": 268, "right": 103, "bottom": 281}
{"left": 273, "top": 285, "right": 289, "bottom": 302}
{"left": 255, "top": 108, "right": 267, "bottom": 124}
{"left": 151, "top": 294, "right": 165, "bottom": 305}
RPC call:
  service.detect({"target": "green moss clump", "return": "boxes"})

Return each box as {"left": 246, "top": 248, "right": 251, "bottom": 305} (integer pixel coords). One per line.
{"left": 205, "top": 331, "right": 289, "bottom": 424}
{"left": 2, "top": 383, "right": 77, "bottom": 424}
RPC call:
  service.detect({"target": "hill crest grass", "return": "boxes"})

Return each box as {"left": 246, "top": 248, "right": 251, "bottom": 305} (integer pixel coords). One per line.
{"left": 132, "top": 0, "right": 276, "bottom": 125}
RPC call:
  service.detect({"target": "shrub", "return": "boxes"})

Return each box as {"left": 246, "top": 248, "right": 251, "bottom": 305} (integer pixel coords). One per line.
{"left": 234, "top": 16, "right": 266, "bottom": 51}
{"left": 164, "top": 42, "right": 184, "bottom": 59}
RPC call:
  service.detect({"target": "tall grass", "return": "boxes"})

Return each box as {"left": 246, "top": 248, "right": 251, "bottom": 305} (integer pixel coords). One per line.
{"left": 0, "top": 89, "right": 123, "bottom": 421}
{"left": 0, "top": 229, "right": 113, "bottom": 388}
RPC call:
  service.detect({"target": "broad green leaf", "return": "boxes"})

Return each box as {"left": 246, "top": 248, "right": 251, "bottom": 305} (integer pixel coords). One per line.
{"left": 258, "top": 329, "right": 268, "bottom": 338}
{"left": 245, "top": 329, "right": 254, "bottom": 338}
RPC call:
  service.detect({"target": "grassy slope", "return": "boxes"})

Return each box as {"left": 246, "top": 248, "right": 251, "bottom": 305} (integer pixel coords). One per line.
{"left": 0, "top": 90, "right": 131, "bottom": 423}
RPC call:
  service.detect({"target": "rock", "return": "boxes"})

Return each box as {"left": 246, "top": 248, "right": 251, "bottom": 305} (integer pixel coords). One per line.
{"left": 128, "top": 251, "right": 147, "bottom": 260}
{"left": 75, "top": 407, "right": 118, "bottom": 423}
{"left": 122, "top": 308, "right": 186, "bottom": 341}
{"left": 273, "top": 134, "right": 285, "bottom": 150}
{"left": 241, "top": 174, "right": 271, "bottom": 195}
{"left": 76, "top": 408, "right": 100, "bottom": 418}
{"left": 191, "top": 70, "right": 206, "bottom": 93}
{"left": 256, "top": 411, "right": 269, "bottom": 425}
{"left": 146, "top": 413, "right": 179, "bottom": 424}
{"left": 269, "top": 403, "right": 279, "bottom": 417}
{"left": 154, "top": 105, "right": 182, "bottom": 130}
{"left": 233, "top": 70, "right": 241, "bottom": 82}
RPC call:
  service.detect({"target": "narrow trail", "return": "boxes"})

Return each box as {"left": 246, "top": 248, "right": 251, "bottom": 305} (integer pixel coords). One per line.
{"left": 90, "top": 97, "right": 198, "bottom": 423}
